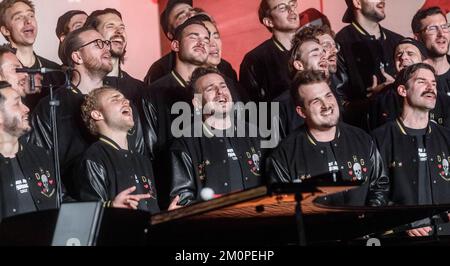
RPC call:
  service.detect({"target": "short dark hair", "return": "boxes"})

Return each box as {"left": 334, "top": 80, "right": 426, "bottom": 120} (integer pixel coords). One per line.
{"left": 173, "top": 17, "right": 209, "bottom": 42}
{"left": 291, "top": 70, "right": 329, "bottom": 107}
{"left": 0, "top": 80, "right": 12, "bottom": 107}
{"left": 0, "top": 0, "right": 35, "bottom": 41}
{"left": 189, "top": 67, "right": 226, "bottom": 96}
{"left": 396, "top": 63, "right": 436, "bottom": 89}
{"left": 258, "top": 0, "right": 273, "bottom": 32}
{"left": 411, "top": 6, "right": 447, "bottom": 34}
{"left": 289, "top": 27, "right": 321, "bottom": 76}
{"left": 85, "top": 8, "right": 122, "bottom": 30}
{"left": 59, "top": 26, "right": 96, "bottom": 67}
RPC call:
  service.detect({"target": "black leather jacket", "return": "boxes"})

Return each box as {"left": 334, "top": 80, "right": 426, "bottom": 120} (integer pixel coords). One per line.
{"left": 0, "top": 143, "right": 57, "bottom": 220}
{"left": 266, "top": 123, "right": 389, "bottom": 207}
{"left": 372, "top": 119, "right": 450, "bottom": 205}
{"left": 78, "top": 136, "right": 159, "bottom": 213}
{"left": 169, "top": 123, "right": 265, "bottom": 206}
{"left": 239, "top": 38, "right": 291, "bottom": 103}
{"left": 29, "top": 85, "right": 145, "bottom": 198}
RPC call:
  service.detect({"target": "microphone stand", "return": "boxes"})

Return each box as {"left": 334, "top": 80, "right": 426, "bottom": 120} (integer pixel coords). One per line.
{"left": 49, "top": 82, "right": 62, "bottom": 208}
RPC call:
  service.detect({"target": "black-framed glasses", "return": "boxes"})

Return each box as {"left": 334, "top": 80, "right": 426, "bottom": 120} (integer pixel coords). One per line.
{"left": 270, "top": 0, "right": 298, "bottom": 13}
{"left": 77, "top": 39, "right": 111, "bottom": 50}
{"left": 421, "top": 22, "right": 450, "bottom": 34}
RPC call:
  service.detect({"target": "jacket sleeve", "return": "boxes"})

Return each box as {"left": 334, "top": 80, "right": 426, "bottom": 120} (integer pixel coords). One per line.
{"left": 78, "top": 158, "right": 109, "bottom": 202}
{"left": 239, "top": 55, "right": 263, "bottom": 103}
{"left": 130, "top": 104, "right": 145, "bottom": 156}
{"left": 140, "top": 94, "right": 158, "bottom": 160}
{"left": 265, "top": 151, "right": 292, "bottom": 184}
{"left": 29, "top": 101, "right": 53, "bottom": 150}
{"left": 169, "top": 141, "right": 197, "bottom": 206}
{"left": 366, "top": 140, "right": 390, "bottom": 206}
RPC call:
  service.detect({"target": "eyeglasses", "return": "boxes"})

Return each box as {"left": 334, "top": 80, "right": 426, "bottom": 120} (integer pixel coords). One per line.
{"left": 77, "top": 39, "right": 111, "bottom": 50}
{"left": 270, "top": 0, "right": 298, "bottom": 13}
{"left": 321, "top": 42, "right": 340, "bottom": 53}
{"left": 421, "top": 23, "right": 450, "bottom": 34}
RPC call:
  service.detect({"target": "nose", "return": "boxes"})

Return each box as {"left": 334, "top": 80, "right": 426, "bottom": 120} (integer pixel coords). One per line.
{"left": 122, "top": 98, "right": 130, "bottom": 106}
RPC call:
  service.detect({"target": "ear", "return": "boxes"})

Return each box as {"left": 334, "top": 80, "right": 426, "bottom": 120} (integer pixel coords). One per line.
{"left": 171, "top": 40, "right": 180, "bottom": 53}
{"left": 296, "top": 106, "right": 307, "bottom": 119}
{"left": 293, "top": 60, "right": 304, "bottom": 72}
{"left": 352, "top": 0, "right": 362, "bottom": 10}
{"left": 167, "top": 32, "right": 174, "bottom": 41}
{"left": 397, "top": 84, "right": 407, "bottom": 98}
{"left": 192, "top": 96, "right": 202, "bottom": 110}
{"left": 0, "top": 26, "right": 10, "bottom": 40}
{"left": 71, "top": 51, "right": 83, "bottom": 65}
{"left": 90, "top": 110, "right": 104, "bottom": 122}
{"left": 59, "top": 35, "right": 66, "bottom": 43}
{"left": 262, "top": 17, "right": 274, "bottom": 30}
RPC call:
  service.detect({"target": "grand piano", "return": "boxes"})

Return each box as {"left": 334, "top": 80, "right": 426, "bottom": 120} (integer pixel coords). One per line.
{"left": 149, "top": 182, "right": 450, "bottom": 246}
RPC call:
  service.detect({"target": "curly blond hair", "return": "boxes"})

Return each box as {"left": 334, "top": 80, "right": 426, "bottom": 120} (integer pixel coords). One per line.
{"left": 81, "top": 86, "right": 117, "bottom": 135}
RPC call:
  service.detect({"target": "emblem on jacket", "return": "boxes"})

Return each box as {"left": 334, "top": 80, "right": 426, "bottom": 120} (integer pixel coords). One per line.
{"left": 198, "top": 160, "right": 210, "bottom": 182}
{"left": 34, "top": 169, "right": 55, "bottom": 198}
{"left": 437, "top": 155, "right": 450, "bottom": 181}
{"left": 347, "top": 156, "right": 367, "bottom": 181}
{"left": 246, "top": 147, "right": 261, "bottom": 176}
{"left": 141, "top": 176, "right": 157, "bottom": 199}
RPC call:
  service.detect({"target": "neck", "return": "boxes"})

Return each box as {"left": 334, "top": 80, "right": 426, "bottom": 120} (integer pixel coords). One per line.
{"left": 72, "top": 68, "right": 105, "bottom": 94}
{"left": 204, "top": 114, "right": 232, "bottom": 130}
{"left": 400, "top": 107, "right": 429, "bottom": 129}
{"left": 273, "top": 30, "right": 296, "bottom": 50}
{"left": 175, "top": 60, "right": 199, "bottom": 82}
{"left": 429, "top": 55, "right": 450, "bottom": 76}
{"left": 107, "top": 57, "right": 121, "bottom": 77}
{"left": 14, "top": 45, "right": 36, "bottom": 67}
{"left": 355, "top": 14, "right": 381, "bottom": 38}
{"left": 0, "top": 133, "right": 20, "bottom": 158}
{"left": 308, "top": 126, "right": 336, "bottom": 142}
{"left": 99, "top": 129, "right": 129, "bottom": 150}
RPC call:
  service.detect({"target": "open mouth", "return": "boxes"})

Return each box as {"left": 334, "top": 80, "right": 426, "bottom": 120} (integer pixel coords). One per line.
{"left": 121, "top": 107, "right": 132, "bottom": 117}
{"left": 111, "top": 36, "right": 125, "bottom": 45}
{"left": 321, "top": 108, "right": 333, "bottom": 116}
{"left": 376, "top": 2, "right": 385, "bottom": 9}
{"left": 319, "top": 61, "right": 329, "bottom": 69}
{"left": 23, "top": 27, "right": 35, "bottom": 36}
{"left": 436, "top": 38, "right": 448, "bottom": 46}
{"left": 209, "top": 50, "right": 220, "bottom": 57}
{"left": 422, "top": 92, "right": 436, "bottom": 99}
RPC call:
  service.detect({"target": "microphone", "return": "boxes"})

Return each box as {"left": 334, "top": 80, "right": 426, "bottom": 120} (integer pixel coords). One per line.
{"left": 16, "top": 66, "right": 73, "bottom": 74}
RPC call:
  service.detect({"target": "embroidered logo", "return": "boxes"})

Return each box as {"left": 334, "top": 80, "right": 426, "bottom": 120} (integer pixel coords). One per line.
{"left": 347, "top": 156, "right": 367, "bottom": 181}
{"left": 34, "top": 169, "right": 55, "bottom": 198}
{"left": 437, "top": 154, "right": 450, "bottom": 181}
{"left": 246, "top": 147, "right": 261, "bottom": 176}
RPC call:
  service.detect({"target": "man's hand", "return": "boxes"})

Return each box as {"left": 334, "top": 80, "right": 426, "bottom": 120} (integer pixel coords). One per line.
{"left": 112, "top": 186, "right": 151, "bottom": 210}
{"left": 366, "top": 69, "right": 395, "bottom": 98}
{"left": 168, "top": 195, "right": 182, "bottom": 211}
{"left": 407, "top": 226, "right": 433, "bottom": 237}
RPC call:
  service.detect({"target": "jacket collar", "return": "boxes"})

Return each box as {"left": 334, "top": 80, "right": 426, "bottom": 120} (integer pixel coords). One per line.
{"left": 306, "top": 126, "right": 341, "bottom": 146}
{"left": 352, "top": 21, "right": 386, "bottom": 41}
{"left": 395, "top": 118, "right": 432, "bottom": 136}
{"left": 171, "top": 70, "right": 188, "bottom": 88}
{"left": 272, "top": 37, "right": 288, "bottom": 52}
{"left": 99, "top": 135, "right": 129, "bottom": 152}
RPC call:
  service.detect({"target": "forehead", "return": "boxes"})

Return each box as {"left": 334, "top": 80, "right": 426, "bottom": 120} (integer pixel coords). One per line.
{"left": 0, "top": 87, "right": 19, "bottom": 100}
{"left": 299, "top": 40, "right": 321, "bottom": 53}
{"left": 182, "top": 23, "right": 208, "bottom": 36}
{"left": 197, "top": 73, "right": 226, "bottom": 87}
{"left": 317, "top": 34, "right": 334, "bottom": 44}
{"left": 5, "top": 1, "right": 33, "bottom": 16}
{"left": 420, "top": 13, "right": 447, "bottom": 27}
{"left": 267, "top": 0, "right": 287, "bottom": 7}
{"left": 97, "top": 13, "right": 123, "bottom": 25}
{"left": 413, "top": 68, "right": 435, "bottom": 78}
{"left": 0, "top": 52, "right": 20, "bottom": 65}
{"left": 396, "top": 43, "right": 420, "bottom": 53}
{"left": 299, "top": 82, "right": 331, "bottom": 99}
{"left": 69, "top": 14, "right": 87, "bottom": 25}
{"left": 80, "top": 29, "right": 103, "bottom": 41}
{"left": 169, "top": 3, "right": 192, "bottom": 19}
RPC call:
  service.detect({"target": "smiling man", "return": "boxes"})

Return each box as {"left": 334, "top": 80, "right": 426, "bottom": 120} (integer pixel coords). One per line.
{"left": 0, "top": 81, "right": 57, "bottom": 221}
{"left": 267, "top": 70, "right": 389, "bottom": 207}
{"left": 413, "top": 6, "right": 450, "bottom": 94}
{"left": 85, "top": 8, "right": 145, "bottom": 104}
{"left": 169, "top": 67, "right": 264, "bottom": 209}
